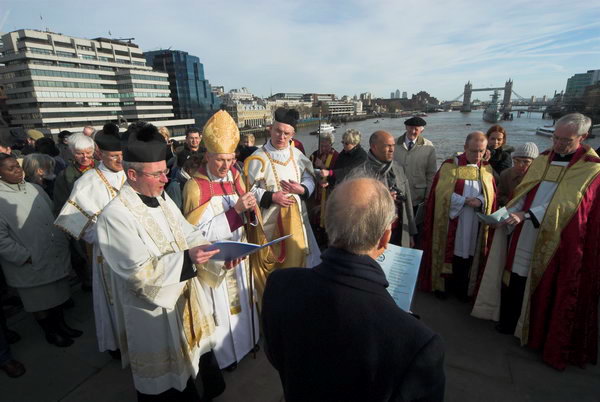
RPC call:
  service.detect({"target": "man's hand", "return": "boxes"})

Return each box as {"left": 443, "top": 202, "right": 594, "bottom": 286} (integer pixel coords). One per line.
{"left": 188, "top": 245, "right": 220, "bottom": 265}
{"left": 234, "top": 192, "right": 257, "bottom": 213}
{"left": 465, "top": 197, "right": 482, "bottom": 209}
{"left": 504, "top": 211, "right": 526, "bottom": 226}
{"left": 272, "top": 191, "right": 295, "bottom": 207}
{"left": 280, "top": 180, "right": 305, "bottom": 195}
{"left": 223, "top": 258, "right": 242, "bottom": 270}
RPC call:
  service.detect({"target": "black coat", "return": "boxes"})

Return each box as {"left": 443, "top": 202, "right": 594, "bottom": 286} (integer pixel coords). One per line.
{"left": 332, "top": 144, "right": 368, "bottom": 184}
{"left": 488, "top": 146, "right": 512, "bottom": 175}
{"left": 262, "top": 247, "right": 445, "bottom": 402}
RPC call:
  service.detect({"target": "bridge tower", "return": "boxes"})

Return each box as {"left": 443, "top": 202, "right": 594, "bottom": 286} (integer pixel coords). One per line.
{"left": 502, "top": 79, "right": 513, "bottom": 112}
{"left": 461, "top": 81, "right": 472, "bottom": 112}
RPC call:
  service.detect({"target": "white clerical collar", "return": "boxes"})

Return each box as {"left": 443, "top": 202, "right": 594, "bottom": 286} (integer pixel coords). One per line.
{"left": 207, "top": 168, "right": 232, "bottom": 182}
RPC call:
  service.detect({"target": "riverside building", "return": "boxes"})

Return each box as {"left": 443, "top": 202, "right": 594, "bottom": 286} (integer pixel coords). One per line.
{"left": 0, "top": 29, "right": 194, "bottom": 136}
{"left": 144, "top": 49, "right": 220, "bottom": 127}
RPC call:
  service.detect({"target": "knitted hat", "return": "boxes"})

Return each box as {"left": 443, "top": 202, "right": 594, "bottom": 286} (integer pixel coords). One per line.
{"left": 512, "top": 142, "right": 539, "bottom": 159}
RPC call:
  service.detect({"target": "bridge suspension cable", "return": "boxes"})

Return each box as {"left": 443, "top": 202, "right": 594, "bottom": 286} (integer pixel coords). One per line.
{"left": 511, "top": 90, "right": 527, "bottom": 101}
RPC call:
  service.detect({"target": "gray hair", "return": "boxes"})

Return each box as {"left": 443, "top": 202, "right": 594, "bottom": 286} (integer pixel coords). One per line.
{"left": 67, "top": 133, "right": 95, "bottom": 153}
{"left": 325, "top": 174, "right": 396, "bottom": 254}
{"left": 22, "top": 153, "right": 55, "bottom": 181}
{"left": 319, "top": 131, "right": 334, "bottom": 144}
{"left": 342, "top": 129, "right": 361, "bottom": 146}
{"left": 555, "top": 113, "right": 592, "bottom": 136}
{"left": 122, "top": 161, "right": 146, "bottom": 172}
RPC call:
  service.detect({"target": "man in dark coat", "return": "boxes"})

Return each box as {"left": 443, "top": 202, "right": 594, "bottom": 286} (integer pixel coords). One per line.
{"left": 262, "top": 176, "right": 445, "bottom": 402}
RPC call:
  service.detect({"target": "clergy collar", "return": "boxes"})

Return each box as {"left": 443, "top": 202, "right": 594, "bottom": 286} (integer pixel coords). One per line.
{"left": 553, "top": 151, "right": 576, "bottom": 162}
{"left": 137, "top": 191, "right": 165, "bottom": 208}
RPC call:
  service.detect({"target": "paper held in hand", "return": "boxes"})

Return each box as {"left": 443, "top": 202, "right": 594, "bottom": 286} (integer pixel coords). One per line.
{"left": 202, "top": 234, "right": 292, "bottom": 261}
{"left": 376, "top": 244, "right": 423, "bottom": 312}
{"left": 476, "top": 206, "right": 509, "bottom": 225}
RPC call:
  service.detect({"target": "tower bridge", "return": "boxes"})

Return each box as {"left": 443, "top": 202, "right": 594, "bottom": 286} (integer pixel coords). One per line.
{"left": 449, "top": 79, "right": 551, "bottom": 113}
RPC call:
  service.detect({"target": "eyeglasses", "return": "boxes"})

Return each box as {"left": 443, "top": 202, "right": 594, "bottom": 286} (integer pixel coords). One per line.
{"left": 104, "top": 154, "right": 122, "bottom": 161}
{"left": 137, "top": 168, "right": 169, "bottom": 178}
{"left": 552, "top": 135, "right": 577, "bottom": 145}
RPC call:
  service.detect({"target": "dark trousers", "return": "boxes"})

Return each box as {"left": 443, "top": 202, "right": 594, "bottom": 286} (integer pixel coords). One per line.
{"left": 0, "top": 306, "right": 12, "bottom": 365}
{"left": 499, "top": 272, "right": 527, "bottom": 332}
{"left": 448, "top": 255, "right": 473, "bottom": 301}
{"left": 136, "top": 351, "right": 225, "bottom": 402}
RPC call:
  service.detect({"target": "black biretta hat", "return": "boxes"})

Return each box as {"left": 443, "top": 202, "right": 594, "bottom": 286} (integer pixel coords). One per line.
{"left": 274, "top": 107, "right": 300, "bottom": 129}
{"left": 123, "top": 123, "right": 166, "bottom": 162}
{"left": 404, "top": 116, "right": 427, "bottom": 127}
{"left": 95, "top": 123, "right": 122, "bottom": 151}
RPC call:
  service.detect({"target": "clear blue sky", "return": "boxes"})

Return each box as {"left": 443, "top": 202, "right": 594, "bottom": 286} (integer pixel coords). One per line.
{"left": 2, "top": 0, "right": 599, "bottom": 100}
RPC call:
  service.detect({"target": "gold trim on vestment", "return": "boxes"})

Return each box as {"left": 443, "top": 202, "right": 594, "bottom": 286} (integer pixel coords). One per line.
{"left": 430, "top": 160, "right": 495, "bottom": 291}
{"left": 506, "top": 149, "right": 600, "bottom": 344}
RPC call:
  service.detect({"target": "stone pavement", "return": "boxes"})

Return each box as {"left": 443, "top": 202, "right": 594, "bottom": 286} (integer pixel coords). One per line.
{"left": 1, "top": 288, "right": 599, "bottom": 402}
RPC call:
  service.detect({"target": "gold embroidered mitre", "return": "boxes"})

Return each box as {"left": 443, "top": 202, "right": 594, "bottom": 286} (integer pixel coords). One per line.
{"left": 202, "top": 110, "right": 240, "bottom": 154}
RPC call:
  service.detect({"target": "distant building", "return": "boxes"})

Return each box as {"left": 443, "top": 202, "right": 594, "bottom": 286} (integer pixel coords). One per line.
{"left": 395, "top": 89, "right": 400, "bottom": 99}
{"left": 0, "top": 29, "right": 194, "bottom": 136}
{"left": 224, "top": 101, "right": 270, "bottom": 129}
{"left": 402, "top": 91, "right": 407, "bottom": 99}
{"left": 268, "top": 92, "right": 304, "bottom": 101}
{"left": 144, "top": 49, "right": 219, "bottom": 127}
{"left": 211, "top": 85, "right": 224, "bottom": 97}
{"left": 565, "top": 69, "right": 600, "bottom": 99}
{"left": 302, "top": 93, "right": 336, "bottom": 104}
{"left": 390, "top": 92, "right": 395, "bottom": 99}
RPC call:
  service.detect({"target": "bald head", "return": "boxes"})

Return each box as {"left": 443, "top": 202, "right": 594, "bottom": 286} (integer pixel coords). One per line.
{"left": 369, "top": 130, "right": 395, "bottom": 162}
{"left": 464, "top": 131, "right": 487, "bottom": 164}
{"left": 326, "top": 176, "right": 396, "bottom": 254}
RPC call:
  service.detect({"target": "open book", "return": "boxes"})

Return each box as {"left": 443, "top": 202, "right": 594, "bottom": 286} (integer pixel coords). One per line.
{"left": 476, "top": 207, "right": 509, "bottom": 225}
{"left": 376, "top": 244, "right": 423, "bottom": 312}
{"left": 202, "top": 234, "right": 292, "bottom": 261}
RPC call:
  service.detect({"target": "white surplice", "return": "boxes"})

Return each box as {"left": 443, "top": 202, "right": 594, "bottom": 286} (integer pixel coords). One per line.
{"left": 245, "top": 141, "right": 321, "bottom": 268}
{"left": 448, "top": 164, "right": 486, "bottom": 258}
{"left": 96, "top": 183, "right": 215, "bottom": 395}
{"left": 193, "top": 170, "right": 259, "bottom": 369}
{"left": 54, "top": 162, "right": 126, "bottom": 352}
{"left": 507, "top": 161, "right": 568, "bottom": 277}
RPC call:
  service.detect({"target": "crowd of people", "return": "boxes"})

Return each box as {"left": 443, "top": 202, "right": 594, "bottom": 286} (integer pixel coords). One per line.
{"left": 0, "top": 108, "right": 598, "bottom": 401}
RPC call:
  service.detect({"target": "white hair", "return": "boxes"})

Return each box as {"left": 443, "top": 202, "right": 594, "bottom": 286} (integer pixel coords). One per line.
{"left": 319, "top": 131, "right": 334, "bottom": 144}
{"left": 325, "top": 174, "right": 396, "bottom": 254}
{"left": 342, "top": 129, "right": 361, "bottom": 145}
{"left": 67, "top": 133, "right": 95, "bottom": 153}
{"left": 556, "top": 113, "right": 592, "bottom": 136}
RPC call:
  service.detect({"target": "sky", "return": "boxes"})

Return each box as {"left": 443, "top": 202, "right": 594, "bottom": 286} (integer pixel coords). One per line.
{"left": 2, "top": 0, "right": 600, "bottom": 101}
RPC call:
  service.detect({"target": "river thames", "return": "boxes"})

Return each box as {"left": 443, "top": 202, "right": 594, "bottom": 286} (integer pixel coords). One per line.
{"left": 290, "top": 111, "right": 600, "bottom": 167}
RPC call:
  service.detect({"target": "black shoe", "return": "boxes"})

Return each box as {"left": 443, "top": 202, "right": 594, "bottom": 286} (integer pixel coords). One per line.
{"left": 62, "top": 298, "right": 75, "bottom": 309}
{"left": 81, "top": 282, "right": 93, "bottom": 292}
{"left": 434, "top": 290, "right": 448, "bottom": 300}
{"left": 252, "top": 344, "right": 260, "bottom": 353}
{"left": 495, "top": 323, "right": 514, "bottom": 335}
{"left": 1, "top": 359, "right": 26, "bottom": 378}
{"left": 5, "top": 329, "right": 21, "bottom": 344}
{"left": 108, "top": 350, "right": 122, "bottom": 360}
{"left": 224, "top": 362, "right": 238, "bottom": 372}
{"left": 57, "top": 322, "right": 83, "bottom": 338}
{"left": 45, "top": 331, "right": 74, "bottom": 347}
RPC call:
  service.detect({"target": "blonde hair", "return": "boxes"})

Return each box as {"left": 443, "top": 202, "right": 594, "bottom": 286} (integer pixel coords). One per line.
{"left": 158, "top": 126, "right": 171, "bottom": 141}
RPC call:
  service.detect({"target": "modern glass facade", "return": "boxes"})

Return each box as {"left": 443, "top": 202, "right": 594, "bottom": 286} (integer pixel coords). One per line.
{"left": 144, "top": 50, "right": 220, "bottom": 127}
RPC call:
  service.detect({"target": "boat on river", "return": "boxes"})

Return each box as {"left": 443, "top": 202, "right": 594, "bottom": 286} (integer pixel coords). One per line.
{"left": 310, "top": 122, "right": 336, "bottom": 135}
{"left": 483, "top": 90, "right": 501, "bottom": 123}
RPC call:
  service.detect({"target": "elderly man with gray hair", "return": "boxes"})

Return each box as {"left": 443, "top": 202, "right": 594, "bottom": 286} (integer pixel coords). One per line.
{"left": 262, "top": 175, "right": 445, "bottom": 402}
{"left": 473, "top": 113, "right": 600, "bottom": 371}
